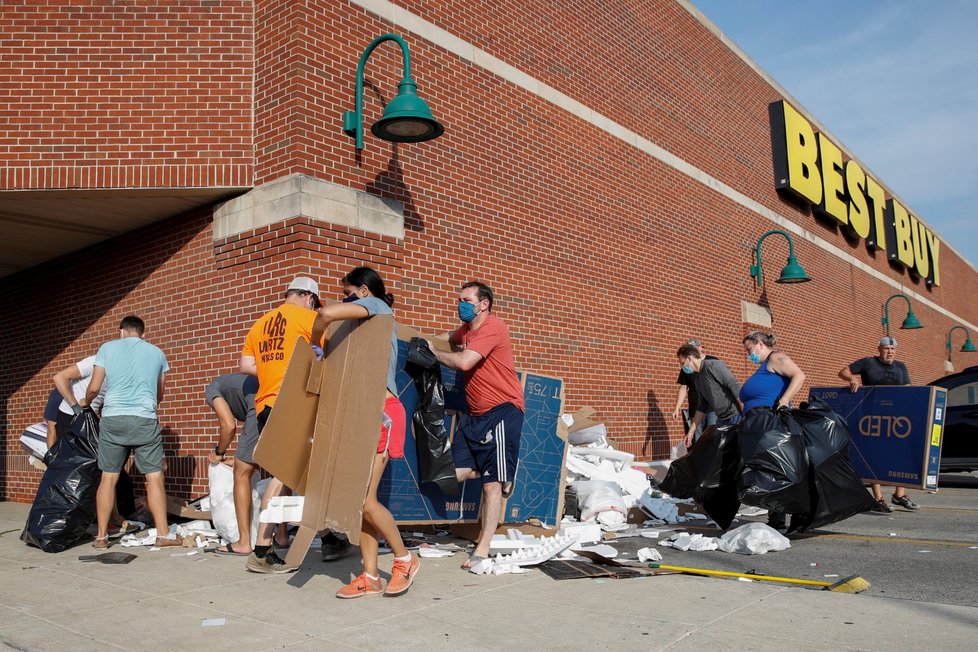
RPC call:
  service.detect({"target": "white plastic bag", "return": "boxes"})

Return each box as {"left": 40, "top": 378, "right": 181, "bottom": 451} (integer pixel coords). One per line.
{"left": 574, "top": 480, "right": 627, "bottom": 527}
{"left": 718, "top": 522, "right": 791, "bottom": 555}
{"left": 208, "top": 463, "right": 260, "bottom": 544}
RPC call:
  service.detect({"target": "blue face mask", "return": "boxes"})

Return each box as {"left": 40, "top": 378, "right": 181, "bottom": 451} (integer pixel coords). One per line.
{"left": 681, "top": 364, "right": 694, "bottom": 375}
{"left": 747, "top": 351, "right": 763, "bottom": 365}
{"left": 343, "top": 290, "right": 360, "bottom": 303}
{"left": 458, "top": 301, "right": 479, "bottom": 323}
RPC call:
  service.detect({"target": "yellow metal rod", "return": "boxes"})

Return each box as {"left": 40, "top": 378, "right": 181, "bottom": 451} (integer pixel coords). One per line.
{"left": 650, "top": 564, "right": 832, "bottom": 586}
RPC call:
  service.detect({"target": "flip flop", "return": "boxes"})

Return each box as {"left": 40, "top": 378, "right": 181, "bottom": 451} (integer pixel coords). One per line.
{"left": 460, "top": 555, "right": 485, "bottom": 570}
{"left": 214, "top": 543, "right": 251, "bottom": 556}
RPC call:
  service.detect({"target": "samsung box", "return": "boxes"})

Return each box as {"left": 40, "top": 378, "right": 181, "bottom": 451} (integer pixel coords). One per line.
{"left": 808, "top": 386, "right": 946, "bottom": 490}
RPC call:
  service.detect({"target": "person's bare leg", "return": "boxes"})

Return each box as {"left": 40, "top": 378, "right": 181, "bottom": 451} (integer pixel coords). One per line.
{"left": 456, "top": 467, "right": 479, "bottom": 483}
{"left": 893, "top": 486, "right": 906, "bottom": 498}
{"left": 144, "top": 471, "right": 169, "bottom": 535}
{"left": 473, "top": 482, "right": 502, "bottom": 559}
{"left": 231, "top": 459, "right": 255, "bottom": 552}
{"left": 255, "top": 477, "right": 285, "bottom": 546}
{"left": 361, "top": 454, "right": 406, "bottom": 577}
{"left": 870, "top": 483, "right": 883, "bottom": 501}
{"left": 95, "top": 472, "right": 120, "bottom": 541}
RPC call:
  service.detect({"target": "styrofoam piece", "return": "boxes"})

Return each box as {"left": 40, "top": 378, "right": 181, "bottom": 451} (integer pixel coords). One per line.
{"left": 492, "top": 533, "right": 578, "bottom": 568}
{"left": 577, "top": 544, "right": 618, "bottom": 558}
{"left": 488, "top": 531, "right": 540, "bottom": 555}
{"left": 468, "top": 558, "right": 494, "bottom": 574}
{"left": 566, "top": 423, "right": 608, "bottom": 446}
{"left": 559, "top": 522, "right": 601, "bottom": 546}
{"left": 570, "top": 446, "right": 634, "bottom": 468}
{"left": 637, "top": 547, "right": 662, "bottom": 562}
{"left": 259, "top": 495, "right": 304, "bottom": 523}
{"left": 417, "top": 547, "right": 455, "bottom": 559}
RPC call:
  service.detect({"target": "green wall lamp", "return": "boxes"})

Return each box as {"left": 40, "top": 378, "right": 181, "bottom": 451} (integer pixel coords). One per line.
{"left": 342, "top": 33, "right": 444, "bottom": 150}
{"left": 749, "top": 229, "right": 811, "bottom": 286}
{"left": 881, "top": 293, "right": 923, "bottom": 336}
{"left": 946, "top": 325, "right": 977, "bottom": 360}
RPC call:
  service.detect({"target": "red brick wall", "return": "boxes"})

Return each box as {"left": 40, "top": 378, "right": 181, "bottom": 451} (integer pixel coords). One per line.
{"left": 0, "top": 0, "right": 253, "bottom": 190}
{"left": 3, "top": 0, "right": 978, "bottom": 501}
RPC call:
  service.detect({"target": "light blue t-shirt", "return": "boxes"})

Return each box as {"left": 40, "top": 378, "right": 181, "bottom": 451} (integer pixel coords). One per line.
{"left": 94, "top": 337, "right": 169, "bottom": 419}
{"left": 353, "top": 296, "right": 397, "bottom": 395}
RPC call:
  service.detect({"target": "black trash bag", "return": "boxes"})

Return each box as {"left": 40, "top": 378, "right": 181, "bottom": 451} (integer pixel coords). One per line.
{"left": 660, "top": 425, "right": 742, "bottom": 530}
{"left": 21, "top": 410, "right": 102, "bottom": 552}
{"left": 406, "top": 338, "right": 458, "bottom": 496}
{"left": 788, "top": 396, "right": 877, "bottom": 532}
{"left": 738, "top": 407, "right": 810, "bottom": 514}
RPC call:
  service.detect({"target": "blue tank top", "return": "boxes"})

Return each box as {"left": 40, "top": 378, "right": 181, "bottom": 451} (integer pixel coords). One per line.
{"left": 739, "top": 361, "right": 790, "bottom": 414}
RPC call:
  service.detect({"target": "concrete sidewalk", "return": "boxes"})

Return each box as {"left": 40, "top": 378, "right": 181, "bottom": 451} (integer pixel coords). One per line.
{"left": 1, "top": 501, "right": 974, "bottom": 651}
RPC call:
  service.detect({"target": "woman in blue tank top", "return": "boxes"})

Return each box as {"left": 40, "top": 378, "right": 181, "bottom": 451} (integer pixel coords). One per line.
{"left": 739, "top": 331, "right": 806, "bottom": 414}
{"left": 738, "top": 330, "right": 807, "bottom": 533}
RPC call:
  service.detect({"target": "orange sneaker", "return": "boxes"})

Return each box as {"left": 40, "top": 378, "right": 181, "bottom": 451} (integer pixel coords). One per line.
{"left": 336, "top": 573, "right": 383, "bottom": 599}
{"left": 385, "top": 555, "right": 420, "bottom": 596}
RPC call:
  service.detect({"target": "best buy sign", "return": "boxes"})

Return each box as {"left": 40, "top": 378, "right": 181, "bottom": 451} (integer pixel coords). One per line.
{"left": 769, "top": 100, "right": 940, "bottom": 286}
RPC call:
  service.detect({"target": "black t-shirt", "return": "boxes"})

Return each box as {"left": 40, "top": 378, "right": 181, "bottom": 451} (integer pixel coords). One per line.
{"left": 849, "top": 356, "right": 911, "bottom": 386}
{"left": 677, "top": 355, "right": 718, "bottom": 414}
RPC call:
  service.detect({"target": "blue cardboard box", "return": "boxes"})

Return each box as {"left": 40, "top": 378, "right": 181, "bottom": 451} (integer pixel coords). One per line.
{"left": 808, "top": 386, "right": 946, "bottom": 490}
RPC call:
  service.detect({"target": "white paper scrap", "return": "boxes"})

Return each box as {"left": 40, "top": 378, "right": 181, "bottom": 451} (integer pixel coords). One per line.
{"left": 201, "top": 618, "right": 226, "bottom": 627}
{"left": 823, "top": 574, "right": 839, "bottom": 578}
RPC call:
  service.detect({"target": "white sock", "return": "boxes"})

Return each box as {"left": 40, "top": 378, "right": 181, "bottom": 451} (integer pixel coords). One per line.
{"left": 395, "top": 553, "right": 412, "bottom": 563}
{"left": 365, "top": 572, "right": 379, "bottom": 581}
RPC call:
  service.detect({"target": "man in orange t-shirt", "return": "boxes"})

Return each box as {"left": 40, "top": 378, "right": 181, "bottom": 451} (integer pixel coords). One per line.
{"left": 432, "top": 281, "right": 524, "bottom": 569}
{"left": 239, "top": 276, "right": 321, "bottom": 573}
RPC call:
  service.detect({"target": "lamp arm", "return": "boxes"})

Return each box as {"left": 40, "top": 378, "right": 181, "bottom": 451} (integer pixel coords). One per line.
{"left": 351, "top": 34, "right": 412, "bottom": 149}
{"left": 752, "top": 229, "right": 794, "bottom": 286}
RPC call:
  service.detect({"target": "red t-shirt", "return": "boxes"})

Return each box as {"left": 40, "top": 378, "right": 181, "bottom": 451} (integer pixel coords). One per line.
{"left": 452, "top": 313, "right": 525, "bottom": 415}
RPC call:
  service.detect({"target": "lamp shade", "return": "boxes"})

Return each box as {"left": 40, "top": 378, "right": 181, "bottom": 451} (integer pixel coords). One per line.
{"left": 900, "top": 311, "right": 923, "bottom": 329}
{"left": 776, "top": 255, "right": 811, "bottom": 283}
{"left": 371, "top": 80, "right": 444, "bottom": 143}
{"left": 962, "top": 338, "right": 977, "bottom": 352}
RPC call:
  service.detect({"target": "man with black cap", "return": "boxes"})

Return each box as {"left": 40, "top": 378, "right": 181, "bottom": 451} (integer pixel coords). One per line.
{"left": 838, "top": 336, "right": 918, "bottom": 512}
{"left": 240, "top": 275, "right": 323, "bottom": 572}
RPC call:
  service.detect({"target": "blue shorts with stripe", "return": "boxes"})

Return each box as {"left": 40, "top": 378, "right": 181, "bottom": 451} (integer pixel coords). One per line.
{"left": 451, "top": 402, "right": 523, "bottom": 485}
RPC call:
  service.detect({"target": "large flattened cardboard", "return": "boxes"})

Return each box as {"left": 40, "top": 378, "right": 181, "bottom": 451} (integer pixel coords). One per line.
{"left": 378, "top": 325, "right": 567, "bottom": 526}
{"left": 253, "top": 339, "right": 318, "bottom": 493}
{"left": 252, "top": 317, "right": 393, "bottom": 564}
{"left": 809, "top": 385, "right": 946, "bottom": 490}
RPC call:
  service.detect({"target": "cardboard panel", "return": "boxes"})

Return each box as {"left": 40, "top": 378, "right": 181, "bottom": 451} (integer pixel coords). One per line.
{"left": 809, "top": 385, "right": 946, "bottom": 490}
{"left": 300, "top": 315, "right": 394, "bottom": 539}
{"left": 252, "top": 339, "right": 318, "bottom": 491}
{"left": 505, "top": 372, "right": 566, "bottom": 524}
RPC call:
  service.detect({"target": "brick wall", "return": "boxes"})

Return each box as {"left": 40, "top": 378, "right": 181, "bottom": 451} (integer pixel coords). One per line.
{"left": 3, "top": 0, "right": 977, "bottom": 501}
{"left": 0, "top": 0, "right": 253, "bottom": 190}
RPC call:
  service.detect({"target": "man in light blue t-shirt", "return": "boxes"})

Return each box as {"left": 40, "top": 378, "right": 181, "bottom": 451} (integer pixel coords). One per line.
{"left": 85, "top": 315, "right": 178, "bottom": 549}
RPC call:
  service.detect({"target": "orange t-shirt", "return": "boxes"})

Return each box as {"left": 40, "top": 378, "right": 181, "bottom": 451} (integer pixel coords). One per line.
{"left": 452, "top": 313, "right": 525, "bottom": 415}
{"left": 242, "top": 302, "right": 318, "bottom": 412}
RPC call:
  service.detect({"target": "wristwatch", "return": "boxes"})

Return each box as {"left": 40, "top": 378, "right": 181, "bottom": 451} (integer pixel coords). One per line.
{"left": 213, "top": 445, "right": 226, "bottom": 457}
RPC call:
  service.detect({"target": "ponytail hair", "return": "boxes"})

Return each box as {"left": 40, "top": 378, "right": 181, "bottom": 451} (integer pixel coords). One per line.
{"left": 342, "top": 266, "right": 394, "bottom": 307}
{"left": 743, "top": 330, "right": 776, "bottom": 348}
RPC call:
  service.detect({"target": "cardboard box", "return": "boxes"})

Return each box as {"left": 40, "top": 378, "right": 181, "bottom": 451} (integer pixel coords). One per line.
{"left": 809, "top": 385, "right": 946, "bottom": 490}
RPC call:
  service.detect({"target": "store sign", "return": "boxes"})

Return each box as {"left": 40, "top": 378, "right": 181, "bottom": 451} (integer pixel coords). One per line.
{"left": 769, "top": 100, "right": 941, "bottom": 286}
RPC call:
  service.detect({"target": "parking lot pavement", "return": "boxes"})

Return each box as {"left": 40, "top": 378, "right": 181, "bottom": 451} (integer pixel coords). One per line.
{"left": 2, "top": 488, "right": 977, "bottom": 651}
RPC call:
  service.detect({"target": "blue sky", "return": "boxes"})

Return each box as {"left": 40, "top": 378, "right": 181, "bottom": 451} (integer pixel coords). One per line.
{"left": 691, "top": 0, "right": 978, "bottom": 269}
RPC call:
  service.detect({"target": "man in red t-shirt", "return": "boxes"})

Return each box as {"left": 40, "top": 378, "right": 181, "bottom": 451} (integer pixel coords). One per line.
{"left": 432, "top": 281, "right": 524, "bottom": 569}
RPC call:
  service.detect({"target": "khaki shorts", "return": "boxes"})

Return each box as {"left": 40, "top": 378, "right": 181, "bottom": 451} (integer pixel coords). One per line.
{"left": 98, "top": 415, "right": 164, "bottom": 474}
